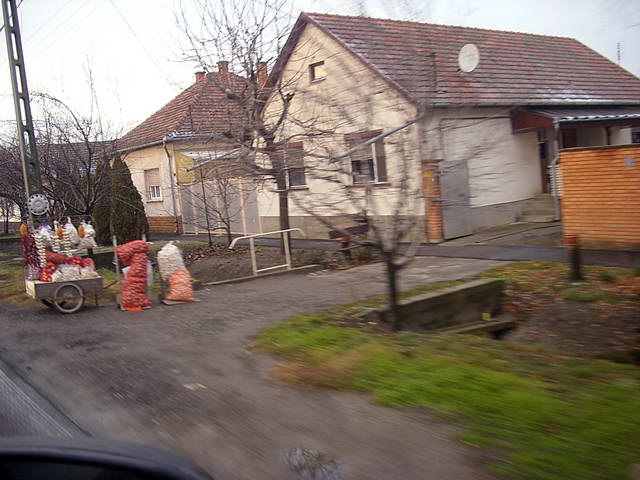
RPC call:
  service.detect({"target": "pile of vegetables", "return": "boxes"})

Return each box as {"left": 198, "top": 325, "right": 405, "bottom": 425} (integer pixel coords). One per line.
{"left": 116, "top": 240, "right": 151, "bottom": 310}
{"left": 19, "top": 219, "right": 100, "bottom": 283}
{"left": 157, "top": 242, "right": 195, "bottom": 302}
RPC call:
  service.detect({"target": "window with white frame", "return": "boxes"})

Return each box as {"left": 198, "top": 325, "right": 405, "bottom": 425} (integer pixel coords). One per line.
{"left": 345, "top": 131, "right": 388, "bottom": 184}
{"left": 144, "top": 168, "right": 162, "bottom": 201}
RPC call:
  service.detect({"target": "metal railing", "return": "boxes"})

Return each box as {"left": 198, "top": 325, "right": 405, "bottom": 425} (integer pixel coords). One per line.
{"left": 229, "top": 228, "right": 305, "bottom": 276}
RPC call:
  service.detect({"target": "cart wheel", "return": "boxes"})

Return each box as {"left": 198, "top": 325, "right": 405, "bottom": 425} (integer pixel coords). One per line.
{"left": 40, "top": 298, "right": 55, "bottom": 308}
{"left": 52, "top": 284, "right": 85, "bottom": 314}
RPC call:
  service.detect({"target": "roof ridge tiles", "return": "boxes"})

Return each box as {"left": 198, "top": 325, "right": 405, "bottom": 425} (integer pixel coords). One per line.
{"left": 304, "top": 12, "right": 575, "bottom": 40}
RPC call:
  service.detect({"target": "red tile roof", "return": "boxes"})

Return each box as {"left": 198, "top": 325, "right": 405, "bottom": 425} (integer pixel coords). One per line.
{"left": 119, "top": 72, "right": 246, "bottom": 151}
{"left": 298, "top": 13, "right": 640, "bottom": 106}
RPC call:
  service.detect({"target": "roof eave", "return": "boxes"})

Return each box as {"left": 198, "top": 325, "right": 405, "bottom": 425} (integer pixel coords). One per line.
{"left": 117, "top": 133, "right": 235, "bottom": 155}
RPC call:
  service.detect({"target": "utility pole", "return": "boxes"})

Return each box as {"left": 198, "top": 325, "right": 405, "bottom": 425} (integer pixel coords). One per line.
{"left": 2, "top": 0, "right": 47, "bottom": 225}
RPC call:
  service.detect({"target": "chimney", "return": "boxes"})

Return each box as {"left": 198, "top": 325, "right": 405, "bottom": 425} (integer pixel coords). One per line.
{"left": 195, "top": 71, "right": 205, "bottom": 82}
{"left": 257, "top": 62, "right": 268, "bottom": 88}
{"left": 217, "top": 60, "right": 229, "bottom": 74}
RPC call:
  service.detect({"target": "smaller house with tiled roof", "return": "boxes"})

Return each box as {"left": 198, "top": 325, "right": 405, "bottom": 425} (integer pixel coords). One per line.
{"left": 119, "top": 61, "right": 257, "bottom": 233}
{"left": 257, "top": 13, "right": 640, "bottom": 241}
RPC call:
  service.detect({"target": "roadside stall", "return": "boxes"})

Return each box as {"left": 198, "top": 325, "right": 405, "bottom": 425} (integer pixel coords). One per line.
{"left": 21, "top": 216, "right": 103, "bottom": 314}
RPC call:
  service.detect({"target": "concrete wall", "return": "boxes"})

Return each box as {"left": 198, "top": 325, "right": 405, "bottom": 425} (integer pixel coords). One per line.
{"left": 365, "top": 278, "right": 504, "bottom": 332}
{"left": 560, "top": 144, "right": 640, "bottom": 249}
{"left": 260, "top": 22, "right": 423, "bottom": 239}
{"left": 611, "top": 127, "right": 632, "bottom": 145}
{"left": 422, "top": 108, "right": 542, "bottom": 233}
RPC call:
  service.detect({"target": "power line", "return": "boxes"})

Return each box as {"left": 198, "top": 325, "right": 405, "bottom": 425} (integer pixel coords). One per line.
{"left": 29, "top": 0, "right": 109, "bottom": 63}
{"left": 22, "top": 0, "right": 75, "bottom": 45}
{"left": 108, "top": 0, "right": 181, "bottom": 89}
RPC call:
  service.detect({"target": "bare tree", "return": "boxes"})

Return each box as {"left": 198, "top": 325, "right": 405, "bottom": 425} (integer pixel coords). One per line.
{"left": 178, "top": 0, "right": 334, "bottom": 249}
{"left": 33, "top": 91, "right": 118, "bottom": 218}
{"left": 180, "top": 156, "right": 260, "bottom": 246}
{"left": 0, "top": 198, "right": 16, "bottom": 233}
{"left": 0, "top": 141, "right": 28, "bottom": 220}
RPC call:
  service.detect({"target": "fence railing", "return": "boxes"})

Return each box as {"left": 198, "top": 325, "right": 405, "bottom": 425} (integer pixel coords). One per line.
{"left": 228, "top": 228, "right": 305, "bottom": 276}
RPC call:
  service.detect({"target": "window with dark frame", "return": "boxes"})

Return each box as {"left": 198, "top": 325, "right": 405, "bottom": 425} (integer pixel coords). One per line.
{"left": 278, "top": 142, "right": 306, "bottom": 188}
{"left": 344, "top": 130, "right": 388, "bottom": 184}
{"left": 309, "top": 61, "right": 326, "bottom": 82}
{"left": 288, "top": 166, "right": 306, "bottom": 187}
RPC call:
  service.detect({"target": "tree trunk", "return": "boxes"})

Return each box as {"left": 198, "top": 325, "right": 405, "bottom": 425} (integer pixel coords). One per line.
{"left": 226, "top": 225, "right": 233, "bottom": 247}
{"left": 384, "top": 253, "right": 402, "bottom": 331}
{"left": 275, "top": 171, "right": 291, "bottom": 254}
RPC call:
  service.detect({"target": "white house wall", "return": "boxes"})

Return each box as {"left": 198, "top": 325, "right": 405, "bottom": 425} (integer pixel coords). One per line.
{"left": 122, "top": 144, "right": 181, "bottom": 232}
{"left": 260, "top": 22, "right": 424, "bottom": 238}
{"left": 424, "top": 107, "right": 542, "bottom": 231}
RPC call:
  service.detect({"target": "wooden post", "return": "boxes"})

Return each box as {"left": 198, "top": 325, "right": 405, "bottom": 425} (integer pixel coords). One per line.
{"left": 565, "top": 234, "right": 583, "bottom": 283}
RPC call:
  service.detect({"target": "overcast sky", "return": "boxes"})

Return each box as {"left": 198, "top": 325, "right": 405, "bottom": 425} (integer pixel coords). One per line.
{"left": 0, "top": 0, "right": 638, "bottom": 136}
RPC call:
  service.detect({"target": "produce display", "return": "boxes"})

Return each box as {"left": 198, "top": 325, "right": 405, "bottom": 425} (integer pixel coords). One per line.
{"left": 20, "top": 232, "right": 40, "bottom": 280}
{"left": 116, "top": 240, "right": 152, "bottom": 310}
{"left": 63, "top": 219, "right": 80, "bottom": 246}
{"left": 20, "top": 219, "right": 101, "bottom": 284}
{"left": 157, "top": 242, "right": 196, "bottom": 302}
{"left": 39, "top": 255, "right": 98, "bottom": 282}
{"left": 77, "top": 221, "right": 97, "bottom": 249}
{"left": 52, "top": 221, "right": 63, "bottom": 253}
{"left": 19, "top": 218, "right": 194, "bottom": 313}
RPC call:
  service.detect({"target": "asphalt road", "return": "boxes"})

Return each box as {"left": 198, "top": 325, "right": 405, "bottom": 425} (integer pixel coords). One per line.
{"left": 0, "top": 256, "right": 504, "bottom": 480}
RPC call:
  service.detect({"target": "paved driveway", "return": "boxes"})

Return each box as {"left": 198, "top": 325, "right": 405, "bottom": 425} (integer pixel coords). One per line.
{"left": 0, "top": 257, "right": 504, "bottom": 479}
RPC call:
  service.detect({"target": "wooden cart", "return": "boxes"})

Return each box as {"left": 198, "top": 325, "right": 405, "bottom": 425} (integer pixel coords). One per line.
{"left": 25, "top": 277, "right": 103, "bottom": 314}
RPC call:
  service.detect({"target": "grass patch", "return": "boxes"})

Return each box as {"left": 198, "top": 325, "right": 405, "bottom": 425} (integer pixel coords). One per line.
{"left": 0, "top": 262, "right": 28, "bottom": 300}
{"left": 258, "top": 313, "right": 640, "bottom": 480}
{"left": 481, "top": 261, "right": 636, "bottom": 305}
{"left": 257, "top": 273, "right": 640, "bottom": 480}
{"left": 562, "top": 284, "right": 608, "bottom": 303}
{"left": 597, "top": 272, "right": 617, "bottom": 283}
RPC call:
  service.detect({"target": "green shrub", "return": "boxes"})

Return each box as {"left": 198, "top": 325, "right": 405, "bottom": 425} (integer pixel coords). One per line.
{"left": 597, "top": 272, "right": 617, "bottom": 283}
{"left": 563, "top": 285, "right": 607, "bottom": 303}
{"left": 109, "top": 155, "right": 149, "bottom": 244}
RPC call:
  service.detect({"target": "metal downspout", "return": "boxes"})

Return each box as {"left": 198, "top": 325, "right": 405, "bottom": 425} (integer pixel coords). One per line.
{"left": 162, "top": 137, "right": 180, "bottom": 233}
{"left": 550, "top": 121, "right": 561, "bottom": 221}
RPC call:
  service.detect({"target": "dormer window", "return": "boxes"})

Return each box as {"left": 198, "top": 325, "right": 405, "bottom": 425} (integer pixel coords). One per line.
{"left": 309, "top": 61, "right": 326, "bottom": 82}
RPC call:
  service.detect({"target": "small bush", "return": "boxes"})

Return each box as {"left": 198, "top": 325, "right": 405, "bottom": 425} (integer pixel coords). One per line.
{"left": 563, "top": 285, "right": 607, "bottom": 303}
{"left": 597, "top": 272, "right": 617, "bottom": 283}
